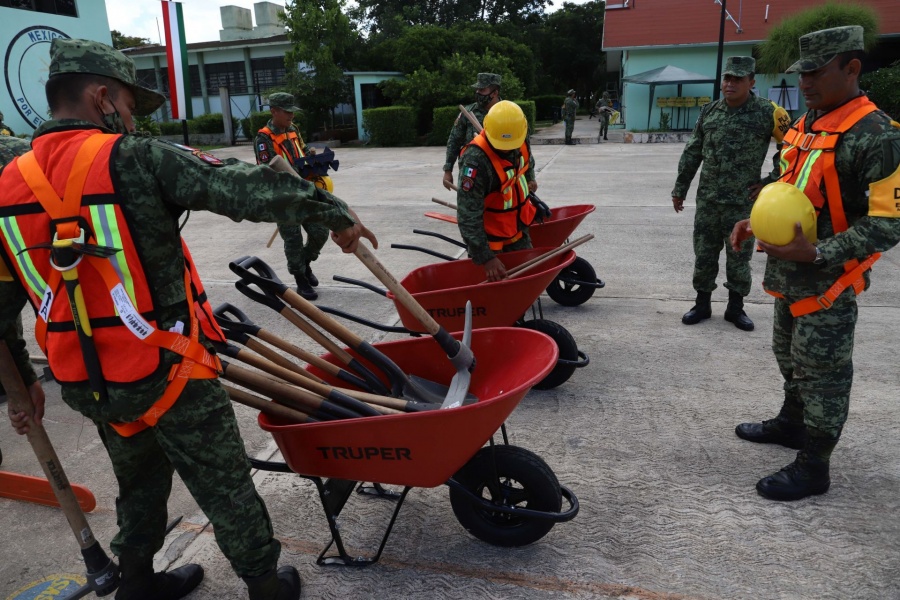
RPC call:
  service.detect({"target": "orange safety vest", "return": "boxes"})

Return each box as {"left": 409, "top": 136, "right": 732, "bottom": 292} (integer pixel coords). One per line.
{"left": 0, "top": 129, "right": 224, "bottom": 437}
{"left": 768, "top": 96, "right": 881, "bottom": 317}
{"left": 259, "top": 126, "right": 306, "bottom": 164}
{"left": 467, "top": 132, "right": 536, "bottom": 250}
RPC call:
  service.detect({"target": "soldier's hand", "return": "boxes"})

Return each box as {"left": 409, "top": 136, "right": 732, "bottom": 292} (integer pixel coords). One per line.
{"left": 528, "top": 180, "right": 538, "bottom": 193}
{"left": 730, "top": 219, "right": 753, "bottom": 252}
{"left": 747, "top": 183, "right": 765, "bottom": 201}
{"left": 483, "top": 257, "right": 508, "bottom": 282}
{"left": 757, "top": 223, "right": 816, "bottom": 262}
{"left": 8, "top": 380, "right": 45, "bottom": 435}
{"left": 307, "top": 147, "right": 316, "bottom": 155}
{"left": 332, "top": 209, "right": 378, "bottom": 253}
{"left": 442, "top": 171, "right": 455, "bottom": 191}
{"left": 672, "top": 196, "right": 685, "bottom": 213}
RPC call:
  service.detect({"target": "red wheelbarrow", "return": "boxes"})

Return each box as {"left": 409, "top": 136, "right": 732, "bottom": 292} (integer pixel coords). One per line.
{"left": 418, "top": 202, "right": 604, "bottom": 306}
{"left": 325, "top": 246, "right": 590, "bottom": 389}
{"left": 250, "top": 327, "right": 579, "bottom": 566}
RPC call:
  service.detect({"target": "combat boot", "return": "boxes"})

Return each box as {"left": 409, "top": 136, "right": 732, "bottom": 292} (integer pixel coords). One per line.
{"left": 244, "top": 566, "right": 301, "bottom": 600}
{"left": 304, "top": 264, "right": 319, "bottom": 287}
{"left": 115, "top": 556, "right": 204, "bottom": 600}
{"left": 681, "top": 291, "right": 712, "bottom": 325}
{"left": 756, "top": 430, "right": 838, "bottom": 501}
{"left": 735, "top": 416, "right": 807, "bottom": 449}
{"left": 723, "top": 290, "right": 754, "bottom": 331}
{"left": 295, "top": 274, "right": 317, "bottom": 301}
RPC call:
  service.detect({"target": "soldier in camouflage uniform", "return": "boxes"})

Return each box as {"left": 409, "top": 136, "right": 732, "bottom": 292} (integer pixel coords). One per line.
{"left": 0, "top": 39, "right": 373, "bottom": 600}
{"left": 255, "top": 92, "right": 328, "bottom": 301}
{"left": 443, "top": 73, "right": 502, "bottom": 191}
{"left": 596, "top": 91, "right": 612, "bottom": 141}
{"left": 457, "top": 101, "right": 536, "bottom": 281}
{"left": 563, "top": 89, "right": 578, "bottom": 145}
{"left": 0, "top": 111, "right": 15, "bottom": 136}
{"left": 731, "top": 26, "right": 900, "bottom": 501}
{"left": 672, "top": 56, "right": 790, "bottom": 332}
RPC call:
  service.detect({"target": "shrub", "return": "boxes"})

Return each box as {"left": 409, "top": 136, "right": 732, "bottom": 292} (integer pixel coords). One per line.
{"left": 158, "top": 121, "right": 182, "bottom": 135}
{"left": 187, "top": 112, "right": 238, "bottom": 135}
{"left": 514, "top": 100, "right": 537, "bottom": 135}
{"left": 430, "top": 106, "right": 460, "bottom": 146}
{"left": 134, "top": 116, "right": 160, "bottom": 136}
{"left": 862, "top": 61, "right": 900, "bottom": 121}
{"left": 362, "top": 106, "right": 417, "bottom": 146}
{"left": 531, "top": 95, "right": 565, "bottom": 120}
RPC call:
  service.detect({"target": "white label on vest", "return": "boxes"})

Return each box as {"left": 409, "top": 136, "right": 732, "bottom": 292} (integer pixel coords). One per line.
{"left": 38, "top": 286, "right": 53, "bottom": 323}
{"left": 110, "top": 283, "right": 152, "bottom": 339}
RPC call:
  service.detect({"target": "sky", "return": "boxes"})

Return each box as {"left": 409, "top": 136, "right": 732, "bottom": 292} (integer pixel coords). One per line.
{"left": 106, "top": 0, "right": 593, "bottom": 46}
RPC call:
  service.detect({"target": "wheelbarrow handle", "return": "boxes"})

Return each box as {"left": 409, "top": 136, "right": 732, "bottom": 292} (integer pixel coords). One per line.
{"left": 213, "top": 302, "right": 261, "bottom": 336}
{"left": 412, "top": 229, "right": 467, "bottom": 249}
{"left": 332, "top": 275, "right": 388, "bottom": 297}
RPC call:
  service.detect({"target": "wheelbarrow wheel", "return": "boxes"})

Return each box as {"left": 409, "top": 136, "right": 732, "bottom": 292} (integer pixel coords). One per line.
{"left": 546, "top": 256, "right": 597, "bottom": 307}
{"left": 449, "top": 445, "right": 561, "bottom": 547}
{"left": 519, "top": 319, "right": 577, "bottom": 389}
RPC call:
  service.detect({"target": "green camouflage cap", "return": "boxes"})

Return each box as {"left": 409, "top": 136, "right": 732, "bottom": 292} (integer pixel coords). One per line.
{"left": 471, "top": 73, "right": 501, "bottom": 89}
{"left": 786, "top": 25, "right": 865, "bottom": 73}
{"left": 48, "top": 38, "right": 165, "bottom": 116}
{"left": 268, "top": 92, "right": 301, "bottom": 112}
{"left": 723, "top": 56, "right": 755, "bottom": 77}
{"left": 567, "top": 89, "right": 576, "bottom": 95}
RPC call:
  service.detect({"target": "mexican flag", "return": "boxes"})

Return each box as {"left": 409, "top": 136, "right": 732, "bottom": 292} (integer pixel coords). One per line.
{"left": 161, "top": 0, "right": 192, "bottom": 119}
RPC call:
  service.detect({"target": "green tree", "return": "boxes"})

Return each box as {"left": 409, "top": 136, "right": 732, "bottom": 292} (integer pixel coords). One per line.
{"left": 111, "top": 30, "right": 150, "bottom": 50}
{"left": 354, "top": 0, "right": 548, "bottom": 36}
{"left": 861, "top": 60, "right": 900, "bottom": 120}
{"left": 533, "top": 1, "right": 605, "bottom": 96}
{"left": 282, "top": 0, "right": 362, "bottom": 133}
{"left": 756, "top": 2, "right": 879, "bottom": 74}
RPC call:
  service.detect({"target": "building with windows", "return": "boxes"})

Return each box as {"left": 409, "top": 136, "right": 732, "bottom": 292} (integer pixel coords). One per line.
{"left": 603, "top": 0, "right": 900, "bottom": 131}
{"left": 1, "top": 0, "right": 112, "bottom": 135}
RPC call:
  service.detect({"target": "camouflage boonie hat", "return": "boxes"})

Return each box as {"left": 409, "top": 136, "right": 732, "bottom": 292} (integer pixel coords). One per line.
{"left": 48, "top": 38, "right": 165, "bottom": 116}
{"left": 471, "top": 73, "right": 501, "bottom": 89}
{"left": 723, "top": 56, "right": 755, "bottom": 77}
{"left": 786, "top": 26, "right": 865, "bottom": 74}
{"left": 268, "top": 92, "right": 301, "bottom": 112}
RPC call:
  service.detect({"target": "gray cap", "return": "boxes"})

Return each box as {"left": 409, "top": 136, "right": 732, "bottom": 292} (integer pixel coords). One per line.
{"left": 471, "top": 73, "right": 501, "bottom": 89}
{"left": 567, "top": 89, "right": 576, "bottom": 95}
{"left": 723, "top": 56, "right": 755, "bottom": 77}
{"left": 786, "top": 25, "right": 865, "bottom": 73}
{"left": 268, "top": 92, "right": 301, "bottom": 112}
{"left": 48, "top": 38, "right": 165, "bottom": 116}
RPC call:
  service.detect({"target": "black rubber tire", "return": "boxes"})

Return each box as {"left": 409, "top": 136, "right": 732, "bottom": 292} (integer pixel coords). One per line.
{"left": 546, "top": 256, "right": 597, "bottom": 306}
{"left": 449, "top": 445, "right": 562, "bottom": 547}
{"left": 519, "top": 319, "right": 578, "bottom": 389}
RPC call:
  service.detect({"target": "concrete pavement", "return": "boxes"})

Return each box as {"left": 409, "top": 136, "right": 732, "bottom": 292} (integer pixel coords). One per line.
{"left": 1, "top": 133, "right": 898, "bottom": 600}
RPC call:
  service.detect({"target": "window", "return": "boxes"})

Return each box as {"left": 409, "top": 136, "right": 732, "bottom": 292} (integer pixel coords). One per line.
{"left": 204, "top": 61, "right": 247, "bottom": 95}
{"left": 0, "top": 0, "right": 77, "bottom": 16}
{"left": 252, "top": 56, "right": 287, "bottom": 91}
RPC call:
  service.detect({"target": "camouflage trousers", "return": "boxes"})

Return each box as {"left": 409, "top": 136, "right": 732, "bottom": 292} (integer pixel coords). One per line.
{"left": 598, "top": 115, "right": 609, "bottom": 139}
{"left": 692, "top": 201, "right": 753, "bottom": 296}
{"left": 279, "top": 220, "right": 329, "bottom": 277}
{"left": 564, "top": 118, "right": 575, "bottom": 142}
{"left": 95, "top": 379, "right": 281, "bottom": 578}
{"left": 772, "top": 293, "right": 857, "bottom": 437}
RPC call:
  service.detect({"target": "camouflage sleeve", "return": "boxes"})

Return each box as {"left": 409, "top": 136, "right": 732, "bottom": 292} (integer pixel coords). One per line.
{"left": 253, "top": 131, "right": 276, "bottom": 165}
{"left": 525, "top": 139, "right": 536, "bottom": 184}
{"left": 0, "top": 282, "right": 37, "bottom": 387}
{"left": 671, "top": 106, "right": 707, "bottom": 198}
{"left": 456, "top": 152, "right": 495, "bottom": 265}
{"left": 127, "top": 138, "right": 355, "bottom": 232}
{"left": 444, "top": 114, "right": 467, "bottom": 172}
{"left": 820, "top": 130, "right": 900, "bottom": 265}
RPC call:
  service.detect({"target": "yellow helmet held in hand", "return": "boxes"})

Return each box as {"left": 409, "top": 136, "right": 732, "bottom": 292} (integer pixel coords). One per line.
{"left": 483, "top": 100, "right": 527, "bottom": 151}
{"left": 750, "top": 182, "right": 817, "bottom": 246}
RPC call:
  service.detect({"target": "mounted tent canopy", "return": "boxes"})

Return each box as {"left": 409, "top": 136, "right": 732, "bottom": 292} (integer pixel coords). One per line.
{"left": 622, "top": 65, "right": 717, "bottom": 130}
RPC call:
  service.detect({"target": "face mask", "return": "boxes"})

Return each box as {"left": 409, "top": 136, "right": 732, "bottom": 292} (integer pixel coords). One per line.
{"left": 475, "top": 91, "right": 493, "bottom": 106}
{"left": 101, "top": 109, "right": 129, "bottom": 134}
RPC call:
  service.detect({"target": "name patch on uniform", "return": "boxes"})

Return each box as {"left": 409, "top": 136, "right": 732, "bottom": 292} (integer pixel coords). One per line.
{"left": 868, "top": 163, "right": 900, "bottom": 218}
{"left": 192, "top": 149, "right": 224, "bottom": 166}
{"left": 463, "top": 167, "right": 477, "bottom": 178}
{"left": 461, "top": 177, "right": 475, "bottom": 192}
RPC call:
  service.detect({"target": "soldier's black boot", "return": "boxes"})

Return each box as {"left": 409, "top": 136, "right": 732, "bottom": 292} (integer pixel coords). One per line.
{"left": 116, "top": 556, "right": 204, "bottom": 600}
{"left": 756, "top": 429, "right": 838, "bottom": 501}
{"left": 681, "top": 291, "right": 712, "bottom": 325}
{"left": 244, "top": 566, "right": 301, "bottom": 600}
{"left": 294, "top": 274, "right": 317, "bottom": 301}
{"left": 724, "top": 290, "right": 754, "bottom": 331}
{"left": 735, "top": 416, "right": 807, "bottom": 449}
{"left": 304, "top": 264, "right": 319, "bottom": 287}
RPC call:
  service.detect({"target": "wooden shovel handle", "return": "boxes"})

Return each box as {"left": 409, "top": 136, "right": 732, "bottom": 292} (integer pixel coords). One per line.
{"left": 223, "top": 384, "right": 312, "bottom": 423}
{"left": 432, "top": 197, "right": 458, "bottom": 210}
{"left": 458, "top": 104, "right": 484, "bottom": 132}
{"left": 506, "top": 234, "right": 594, "bottom": 279}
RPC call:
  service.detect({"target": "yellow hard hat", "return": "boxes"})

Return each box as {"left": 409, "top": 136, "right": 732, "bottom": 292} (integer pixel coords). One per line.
{"left": 750, "top": 182, "right": 817, "bottom": 246}
{"left": 483, "top": 100, "right": 527, "bottom": 151}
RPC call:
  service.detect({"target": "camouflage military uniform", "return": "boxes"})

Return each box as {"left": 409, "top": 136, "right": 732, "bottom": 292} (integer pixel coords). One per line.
{"left": 456, "top": 140, "right": 535, "bottom": 264}
{"left": 597, "top": 94, "right": 612, "bottom": 140}
{"left": 443, "top": 102, "right": 489, "bottom": 173}
{"left": 673, "top": 94, "right": 783, "bottom": 297}
{"left": 563, "top": 93, "right": 578, "bottom": 144}
{"left": 0, "top": 118, "right": 355, "bottom": 577}
{"left": 255, "top": 119, "right": 329, "bottom": 280}
{"left": 0, "top": 110, "right": 14, "bottom": 137}
{"left": 764, "top": 108, "right": 900, "bottom": 437}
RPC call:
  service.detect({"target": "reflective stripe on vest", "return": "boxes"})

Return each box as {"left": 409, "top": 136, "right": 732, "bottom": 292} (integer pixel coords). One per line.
{"left": 0, "top": 130, "right": 223, "bottom": 436}
{"left": 770, "top": 96, "right": 881, "bottom": 316}
{"left": 259, "top": 126, "right": 305, "bottom": 162}
{"left": 467, "top": 132, "right": 536, "bottom": 249}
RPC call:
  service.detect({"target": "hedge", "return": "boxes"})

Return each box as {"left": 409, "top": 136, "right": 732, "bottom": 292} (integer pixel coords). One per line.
{"left": 429, "top": 100, "right": 535, "bottom": 147}
{"left": 531, "top": 95, "right": 565, "bottom": 120}
{"left": 862, "top": 61, "right": 900, "bottom": 121}
{"left": 240, "top": 111, "right": 308, "bottom": 141}
{"left": 362, "top": 106, "right": 417, "bottom": 146}
{"left": 157, "top": 113, "right": 238, "bottom": 137}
